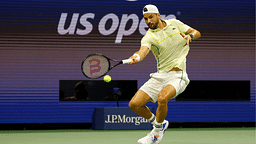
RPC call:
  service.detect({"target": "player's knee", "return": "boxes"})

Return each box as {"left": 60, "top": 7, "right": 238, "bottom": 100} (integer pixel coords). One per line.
{"left": 157, "top": 96, "right": 169, "bottom": 105}
{"left": 128, "top": 101, "right": 135, "bottom": 109}
{"left": 128, "top": 101, "right": 139, "bottom": 110}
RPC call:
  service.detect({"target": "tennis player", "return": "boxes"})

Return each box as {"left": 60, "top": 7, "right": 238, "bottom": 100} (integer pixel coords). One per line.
{"left": 128, "top": 4, "right": 201, "bottom": 144}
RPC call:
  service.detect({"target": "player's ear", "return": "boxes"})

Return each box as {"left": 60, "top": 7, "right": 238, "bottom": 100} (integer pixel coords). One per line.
{"left": 157, "top": 13, "right": 161, "bottom": 18}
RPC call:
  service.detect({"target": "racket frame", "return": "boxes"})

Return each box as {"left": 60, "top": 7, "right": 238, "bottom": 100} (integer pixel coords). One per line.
{"left": 81, "top": 54, "right": 124, "bottom": 79}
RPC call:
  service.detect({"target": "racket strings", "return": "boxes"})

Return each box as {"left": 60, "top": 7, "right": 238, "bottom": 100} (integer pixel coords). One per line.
{"left": 82, "top": 55, "right": 110, "bottom": 78}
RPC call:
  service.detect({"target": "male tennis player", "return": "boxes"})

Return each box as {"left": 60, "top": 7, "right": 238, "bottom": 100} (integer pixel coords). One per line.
{"left": 128, "top": 4, "right": 201, "bottom": 144}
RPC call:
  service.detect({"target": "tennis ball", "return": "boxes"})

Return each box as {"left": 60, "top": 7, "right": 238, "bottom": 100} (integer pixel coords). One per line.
{"left": 104, "top": 75, "right": 111, "bottom": 83}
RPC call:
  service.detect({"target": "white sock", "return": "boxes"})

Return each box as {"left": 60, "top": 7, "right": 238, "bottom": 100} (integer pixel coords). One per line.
{"left": 153, "top": 121, "right": 163, "bottom": 134}
{"left": 148, "top": 114, "right": 156, "bottom": 125}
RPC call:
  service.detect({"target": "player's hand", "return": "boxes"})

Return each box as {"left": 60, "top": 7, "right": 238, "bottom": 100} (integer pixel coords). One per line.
{"left": 128, "top": 55, "right": 139, "bottom": 65}
{"left": 180, "top": 33, "right": 192, "bottom": 47}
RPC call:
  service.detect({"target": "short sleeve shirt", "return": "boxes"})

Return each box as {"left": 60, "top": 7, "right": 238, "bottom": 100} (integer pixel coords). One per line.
{"left": 141, "top": 19, "right": 191, "bottom": 73}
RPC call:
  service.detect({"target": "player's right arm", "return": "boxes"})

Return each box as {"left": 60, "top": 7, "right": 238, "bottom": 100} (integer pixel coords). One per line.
{"left": 128, "top": 46, "right": 150, "bottom": 65}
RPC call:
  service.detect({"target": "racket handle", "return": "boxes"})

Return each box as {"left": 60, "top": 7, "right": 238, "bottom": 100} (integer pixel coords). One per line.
{"left": 122, "top": 59, "right": 132, "bottom": 64}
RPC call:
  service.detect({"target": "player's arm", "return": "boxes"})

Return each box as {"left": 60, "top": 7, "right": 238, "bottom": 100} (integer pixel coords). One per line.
{"left": 180, "top": 28, "right": 201, "bottom": 47}
{"left": 128, "top": 46, "right": 150, "bottom": 65}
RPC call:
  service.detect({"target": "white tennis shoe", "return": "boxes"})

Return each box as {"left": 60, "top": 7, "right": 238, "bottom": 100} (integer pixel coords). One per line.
{"left": 138, "top": 120, "right": 169, "bottom": 144}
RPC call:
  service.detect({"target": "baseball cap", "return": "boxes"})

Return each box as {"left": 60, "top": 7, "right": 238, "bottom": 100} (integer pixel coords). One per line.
{"left": 143, "top": 4, "right": 159, "bottom": 15}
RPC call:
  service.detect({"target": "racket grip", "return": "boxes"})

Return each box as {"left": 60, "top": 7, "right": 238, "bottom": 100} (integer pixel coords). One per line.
{"left": 122, "top": 59, "right": 132, "bottom": 64}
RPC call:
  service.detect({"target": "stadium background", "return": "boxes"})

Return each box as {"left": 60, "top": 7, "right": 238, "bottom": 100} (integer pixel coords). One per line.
{"left": 0, "top": 0, "right": 255, "bottom": 126}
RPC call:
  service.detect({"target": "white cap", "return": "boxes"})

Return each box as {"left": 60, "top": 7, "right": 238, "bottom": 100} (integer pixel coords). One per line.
{"left": 143, "top": 4, "right": 159, "bottom": 15}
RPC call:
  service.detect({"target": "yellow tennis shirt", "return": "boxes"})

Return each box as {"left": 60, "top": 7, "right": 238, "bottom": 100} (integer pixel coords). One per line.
{"left": 141, "top": 19, "right": 191, "bottom": 73}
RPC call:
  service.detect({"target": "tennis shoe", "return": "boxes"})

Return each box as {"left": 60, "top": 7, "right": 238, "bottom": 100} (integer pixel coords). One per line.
{"left": 137, "top": 133, "right": 159, "bottom": 144}
{"left": 138, "top": 120, "right": 169, "bottom": 144}
{"left": 159, "top": 120, "right": 169, "bottom": 132}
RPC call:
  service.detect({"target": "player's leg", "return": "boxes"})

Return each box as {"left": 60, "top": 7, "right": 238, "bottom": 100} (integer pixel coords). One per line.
{"left": 141, "top": 84, "right": 175, "bottom": 144}
{"left": 130, "top": 90, "right": 159, "bottom": 144}
{"left": 136, "top": 85, "right": 174, "bottom": 144}
{"left": 128, "top": 89, "right": 153, "bottom": 119}
{"left": 131, "top": 73, "right": 173, "bottom": 144}
{"left": 156, "top": 84, "right": 176, "bottom": 123}
{"left": 129, "top": 90, "right": 162, "bottom": 144}
{"left": 152, "top": 71, "right": 189, "bottom": 143}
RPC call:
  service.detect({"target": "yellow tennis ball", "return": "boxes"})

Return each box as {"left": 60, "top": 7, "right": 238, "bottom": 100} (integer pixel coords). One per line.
{"left": 104, "top": 75, "right": 111, "bottom": 83}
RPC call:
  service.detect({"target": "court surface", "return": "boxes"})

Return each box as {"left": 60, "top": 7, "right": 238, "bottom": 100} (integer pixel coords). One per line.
{"left": 0, "top": 128, "right": 255, "bottom": 144}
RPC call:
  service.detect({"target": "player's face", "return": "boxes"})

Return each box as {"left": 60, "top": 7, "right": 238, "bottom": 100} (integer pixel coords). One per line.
{"left": 143, "top": 13, "right": 160, "bottom": 29}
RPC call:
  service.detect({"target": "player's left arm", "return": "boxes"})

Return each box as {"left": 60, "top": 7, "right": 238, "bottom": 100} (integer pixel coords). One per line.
{"left": 180, "top": 28, "right": 201, "bottom": 47}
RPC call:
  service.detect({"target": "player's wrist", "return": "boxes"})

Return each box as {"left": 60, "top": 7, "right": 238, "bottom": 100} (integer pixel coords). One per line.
{"left": 189, "top": 34, "right": 194, "bottom": 41}
{"left": 133, "top": 54, "right": 141, "bottom": 62}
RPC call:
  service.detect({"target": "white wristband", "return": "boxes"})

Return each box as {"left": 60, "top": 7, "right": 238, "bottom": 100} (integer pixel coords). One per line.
{"left": 133, "top": 54, "right": 141, "bottom": 62}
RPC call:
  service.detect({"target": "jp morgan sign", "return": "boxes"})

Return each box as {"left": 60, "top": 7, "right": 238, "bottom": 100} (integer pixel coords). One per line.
{"left": 105, "top": 115, "right": 148, "bottom": 126}
{"left": 92, "top": 107, "right": 154, "bottom": 130}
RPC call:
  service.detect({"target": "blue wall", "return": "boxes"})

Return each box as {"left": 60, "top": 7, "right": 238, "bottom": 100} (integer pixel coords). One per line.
{"left": 0, "top": 0, "right": 255, "bottom": 123}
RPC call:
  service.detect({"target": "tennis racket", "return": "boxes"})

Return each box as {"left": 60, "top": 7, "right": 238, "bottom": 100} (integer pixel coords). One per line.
{"left": 81, "top": 54, "right": 134, "bottom": 79}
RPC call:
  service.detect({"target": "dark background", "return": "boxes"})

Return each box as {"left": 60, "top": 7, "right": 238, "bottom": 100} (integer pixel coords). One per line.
{"left": 177, "top": 80, "right": 250, "bottom": 101}
{"left": 60, "top": 80, "right": 137, "bottom": 101}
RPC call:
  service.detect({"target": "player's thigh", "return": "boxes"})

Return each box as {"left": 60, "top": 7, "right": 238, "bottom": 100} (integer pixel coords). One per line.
{"left": 158, "top": 84, "right": 176, "bottom": 103}
{"left": 129, "top": 90, "right": 153, "bottom": 107}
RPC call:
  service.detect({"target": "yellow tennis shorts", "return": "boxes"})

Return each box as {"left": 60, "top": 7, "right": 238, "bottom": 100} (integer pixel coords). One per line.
{"left": 140, "top": 71, "right": 190, "bottom": 103}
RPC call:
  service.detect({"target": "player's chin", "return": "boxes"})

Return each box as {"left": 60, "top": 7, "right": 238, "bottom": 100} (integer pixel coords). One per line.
{"left": 149, "top": 25, "right": 157, "bottom": 30}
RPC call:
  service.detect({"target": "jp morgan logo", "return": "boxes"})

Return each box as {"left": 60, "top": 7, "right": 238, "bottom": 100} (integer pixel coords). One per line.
{"left": 105, "top": 115, "right": 149, "bottom": 126}
{"left": 57, "top": 13, "right": 176, "bottom": 44}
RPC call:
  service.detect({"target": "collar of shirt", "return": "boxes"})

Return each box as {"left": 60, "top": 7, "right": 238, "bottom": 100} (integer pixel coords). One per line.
{"left": 149, "top": 19, "right": 171, "bottom": 32}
